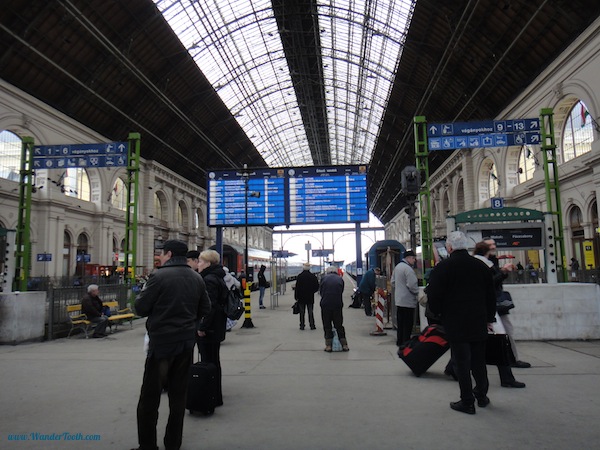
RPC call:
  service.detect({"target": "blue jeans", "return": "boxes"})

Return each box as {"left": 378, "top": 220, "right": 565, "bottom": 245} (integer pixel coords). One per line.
{"left": 259, "top": 286, "right": 266, "bottom": 306}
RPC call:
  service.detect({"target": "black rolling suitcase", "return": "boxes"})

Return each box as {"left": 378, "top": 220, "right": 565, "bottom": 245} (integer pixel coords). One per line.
{"left": 398, "top": 324, "right": 449, "bottom": 377}
{"left": 186, "top": 361, "right": 218, "bottom": 415}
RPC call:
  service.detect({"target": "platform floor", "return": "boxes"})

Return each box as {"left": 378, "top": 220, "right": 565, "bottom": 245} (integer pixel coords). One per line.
{"left": 1, "top": 275, "right": 600, "bottom": 449}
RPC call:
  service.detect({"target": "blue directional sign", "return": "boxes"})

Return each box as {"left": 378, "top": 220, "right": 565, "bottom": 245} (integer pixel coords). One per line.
{"left": 33, "top": 142, "right": 128, "bottom": 169}
{"left": 36, "top": 253, "right": 52, "bottom": 262}
{"left": 427, "top": 118, "right": 540, "bottom": 151}
{"left": 312, "top": 249, "right": 334, "bottom": 257}
{"left": 272, "top": 250, "right": 291, "bottom": 258}
{"left": 76, "top": 254, "right": 91, "bottom": 263}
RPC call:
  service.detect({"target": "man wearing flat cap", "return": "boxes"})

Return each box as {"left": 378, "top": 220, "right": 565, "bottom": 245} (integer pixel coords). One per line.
{"left": 134, "top": 240, "right": 211, "bottom": 450}
{"left": 294, "top": 262, "right": 319, "bottom": 330}
{"left": 392, "top": 249, "right": 419, "bottom": 346}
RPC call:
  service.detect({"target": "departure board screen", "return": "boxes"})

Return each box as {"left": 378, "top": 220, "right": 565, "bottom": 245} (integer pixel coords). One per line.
{"left": 207, "top": 165, "right": 368, "bottom": 226}
{"left": 207, "top": 168, "right": 287, "bottom": 226}
{"left": 288, "top": 166, "right": 369, "bottom": 224}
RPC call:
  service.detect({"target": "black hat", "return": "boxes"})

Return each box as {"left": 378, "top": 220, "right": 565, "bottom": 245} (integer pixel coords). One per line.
{"left": 404, "top": 250, "right": 416, "bottom": 258}
{"left": 186, "top": 250, "right": 200, "bottom": 259}
{"left": 156, "top": 239, "right": 188, "bottom": 257}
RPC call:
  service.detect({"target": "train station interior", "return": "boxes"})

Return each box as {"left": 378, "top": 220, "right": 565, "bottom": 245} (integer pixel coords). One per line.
{"left": 1, "top": 1, "right": 600, "bottom": 448}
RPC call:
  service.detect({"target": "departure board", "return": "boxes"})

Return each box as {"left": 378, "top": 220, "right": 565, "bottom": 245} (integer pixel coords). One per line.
{"left": 207, "top": 168, "right": 287, "bottom": 226}
{"left": 207, "top": 165, "right": 368, "bottom": 227}
{"left": 288, "top": 166, "right": 369, "bottom": 224}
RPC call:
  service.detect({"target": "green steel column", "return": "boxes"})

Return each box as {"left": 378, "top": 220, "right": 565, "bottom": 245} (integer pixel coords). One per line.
{"left": 124, "top": 133, "right": 141, "bottom": 284}
{"left": 14, "top": 136, "right": 35, "bottom": 291}
{"left": 414, "top": 116, "right": 433, "bottom": 284}
{"left": 540, "top": 108, "right": 566, "bottom": 282}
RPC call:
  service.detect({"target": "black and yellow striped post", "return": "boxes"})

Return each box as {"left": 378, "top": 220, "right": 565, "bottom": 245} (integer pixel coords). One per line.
{"left": 241, "top": 278, "right": 255, "bottom": 328}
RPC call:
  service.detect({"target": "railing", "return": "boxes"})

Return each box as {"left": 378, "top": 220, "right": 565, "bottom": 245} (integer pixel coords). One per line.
{"left": 46, "top": 284, "right": 131, "bottom": 340}
{"left": 504, "top": 268, "right": 599, "bottom": 284}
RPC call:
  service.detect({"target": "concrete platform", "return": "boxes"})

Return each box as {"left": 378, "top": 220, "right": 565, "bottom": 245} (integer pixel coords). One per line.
{"left": 1, "top": 276, "right": 599, "bottom": 449}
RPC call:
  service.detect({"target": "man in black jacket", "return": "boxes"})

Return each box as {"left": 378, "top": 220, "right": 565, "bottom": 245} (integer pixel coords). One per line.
{"left": 295, "top": 262, "right": 319, "bottom": 330}
{"left": 134, "top": 240, "right": 211, "bottom": 450}
{"left": 427, "top": 231, "right": 496, "bottom": 415}
{"left": 81, "top": 284, "right": 108, "bottom": 338}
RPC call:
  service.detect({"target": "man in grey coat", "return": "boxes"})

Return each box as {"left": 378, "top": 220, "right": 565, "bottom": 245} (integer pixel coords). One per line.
{"left": 392, "top": 250, "right": 419, "bottom": 346}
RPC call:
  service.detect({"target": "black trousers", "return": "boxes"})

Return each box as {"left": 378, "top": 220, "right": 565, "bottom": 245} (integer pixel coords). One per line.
{"left": 197, "top": 339, "right": 223, "bottom": 405}
{"left": 298, "top": 302, "right": 315, "bottom": 328}
{"left": 450, "top": 340, "right": 489, "bottom": 405}
{"left": 396, "top": 306, "right": 415, "bottom": 346}
{"left": 321, "top": 308, "right": 346, "bottom": 341}
{"left": 137, "top": 348, "right": 193, "bottom": 450}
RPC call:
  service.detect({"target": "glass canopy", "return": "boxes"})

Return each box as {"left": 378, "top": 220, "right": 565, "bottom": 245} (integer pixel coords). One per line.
{"left": 154, "top": 0, "right": 415, "bottom": 167}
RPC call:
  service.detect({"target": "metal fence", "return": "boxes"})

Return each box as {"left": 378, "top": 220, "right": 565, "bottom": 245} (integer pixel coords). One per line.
{"left": 46, "top": 284, "right": 132, "bottom": 340}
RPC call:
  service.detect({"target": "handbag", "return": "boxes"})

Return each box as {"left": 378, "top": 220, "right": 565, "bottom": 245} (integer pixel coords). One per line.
{"left": 485, "top": 333, "right": 516, "bottom": 366}
{"left": 496, "top": 291, "right": 514, "bottom": 314}
{"left": 292, "top": 302, "right": 300, "bottom": 314}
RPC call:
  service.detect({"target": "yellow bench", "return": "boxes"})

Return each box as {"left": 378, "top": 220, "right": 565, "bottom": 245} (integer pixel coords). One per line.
{"left": 66, "top": 304, "right": 94, "bottom": 338}
{"left": 66, "top": 302, "right": 134, "bottom": 338}
{"left": 103, "top": 301, "right": 135, "bottom": 333}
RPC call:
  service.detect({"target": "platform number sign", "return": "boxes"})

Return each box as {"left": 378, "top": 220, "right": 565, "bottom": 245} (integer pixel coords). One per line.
{"left": 491, "top": 197, "right": 504, "bottom": 209}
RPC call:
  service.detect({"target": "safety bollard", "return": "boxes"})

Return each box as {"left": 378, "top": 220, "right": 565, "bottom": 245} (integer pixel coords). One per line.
{"left": 369, "top": 288, "right": 387, "bottom": 336}
{"left": 241, "top": 280, "right": 255, "bottom": 328}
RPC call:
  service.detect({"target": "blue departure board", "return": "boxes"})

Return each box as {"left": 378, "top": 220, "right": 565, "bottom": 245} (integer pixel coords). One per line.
{"left": 288, "top": 166, "right": 368, "bottom": 224}
{"left": 207, "top": 168, "right": 287, "bottom": 226}
{"left": 207, "top": 165, "right": 369, "bottom": 227}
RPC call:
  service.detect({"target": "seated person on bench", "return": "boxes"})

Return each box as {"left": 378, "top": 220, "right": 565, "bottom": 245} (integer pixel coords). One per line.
{"left": 81, "top": 284, "right": 109, "bottom": 338}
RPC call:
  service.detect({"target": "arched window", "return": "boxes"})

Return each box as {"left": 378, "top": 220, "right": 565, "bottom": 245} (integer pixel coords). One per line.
{"left": 517, "top": 146, "right": 537, "bottom": 183}
{"left": 154, "top": 193, "right": 164, "bottom": 220}
{"left": 562, "top": 100, "right": 594, "bottom": 162}
{"left": 0, "top": 130, "right": 22, "bottom": 181}
{"left": 110, "top": 178, "right": 127, "bottom": 210}
{"left": 488, "top": 162, "right": 500, "bottom": 198}
{"left": 63, "top": 168, "right": 91, "bottom": 201}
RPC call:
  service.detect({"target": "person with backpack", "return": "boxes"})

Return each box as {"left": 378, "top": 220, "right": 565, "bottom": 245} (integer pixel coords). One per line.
{"left": 197, "top": 249, "right": 228, "bottom": 407}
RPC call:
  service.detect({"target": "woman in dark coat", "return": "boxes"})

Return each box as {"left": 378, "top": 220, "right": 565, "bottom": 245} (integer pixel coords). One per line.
{"left": 197, "top": 249, "right": 228, "bottom": 407}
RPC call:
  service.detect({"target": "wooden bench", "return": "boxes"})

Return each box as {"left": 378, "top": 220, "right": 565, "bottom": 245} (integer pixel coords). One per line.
{"left": 66, "top": 302, "right": 134, "bottom": 338}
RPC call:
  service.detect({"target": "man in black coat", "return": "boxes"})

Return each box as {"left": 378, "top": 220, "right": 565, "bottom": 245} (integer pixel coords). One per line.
{"left": 427, "top": 231, "right": 496, "bottom": 415}
{"left": 134, "top": 240, "right": 211, "bottom": 450}
{"left": 294, "top": 262, "right": 319, "bottom": 330}
{"left": 81, "top": 284, "right": 108, "bottom": 338}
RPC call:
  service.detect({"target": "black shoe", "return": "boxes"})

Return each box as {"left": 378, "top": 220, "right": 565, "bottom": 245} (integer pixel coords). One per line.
{"left": 501, "top": 380, "right": 526, "bottom": 388}
{"left": 259, "top": 305, "right": 266, "bottom": 309}
{"left": 476, "top": 396, "right": 490, "bottom": 407}
{"left": 450, "top": 401, "right": 475, "bottom": 415}
{"left": 310, "top": 326, "right": 316, "bottom": 330}
{"left": 299, "top": 326, "right": 305, "bottom": 330}
{"left": 511, "top": 360, "right": 531, "bottom": 368}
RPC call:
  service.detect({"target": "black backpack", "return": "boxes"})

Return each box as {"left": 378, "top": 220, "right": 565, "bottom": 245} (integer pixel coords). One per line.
{"left": 223, "top": 285, "right": 244, "bottom": 320}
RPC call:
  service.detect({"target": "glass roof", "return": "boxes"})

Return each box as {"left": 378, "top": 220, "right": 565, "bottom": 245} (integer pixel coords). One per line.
{"left": 154, "top": 0, "right": 415, "bottom": 167}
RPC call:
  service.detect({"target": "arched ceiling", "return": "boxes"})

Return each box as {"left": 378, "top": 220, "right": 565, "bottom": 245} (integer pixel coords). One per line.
{"left": 1, "top": 0, "right": 599, "bottom": 224}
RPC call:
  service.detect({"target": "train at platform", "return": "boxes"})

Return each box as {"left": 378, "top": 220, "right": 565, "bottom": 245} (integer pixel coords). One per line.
{"left": 212, "top": 244, "right": 306, "bottom": 285}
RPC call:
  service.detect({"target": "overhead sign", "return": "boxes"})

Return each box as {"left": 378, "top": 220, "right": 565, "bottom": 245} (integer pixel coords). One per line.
{"left": 207, "top": 165, "right": 369, "bottom": 227}
{"left": 490, "top": 197, "right": 504, "bottom": 209}
{"left": 36, "top": 253, "right": 52, "bottom": 262}
{"left": 462, "top": 223, "right": 544, "bottom": 249}
{"left": 272, "top": 250, "right": 290, "bottom": 258}
{"left": 33, "top": 142, "right": 128, "bottom": 169}
{"left": 207, "top": 168, "right": 286, "bottom": 226}
{"left": 312, "top": 249, "right": 334, "bottom": 257}
{"left": 427, "top": 118, "right": 540, "bottom": 151}
{"left": 288, "top": 166, "right": 369, "bottom": 225}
